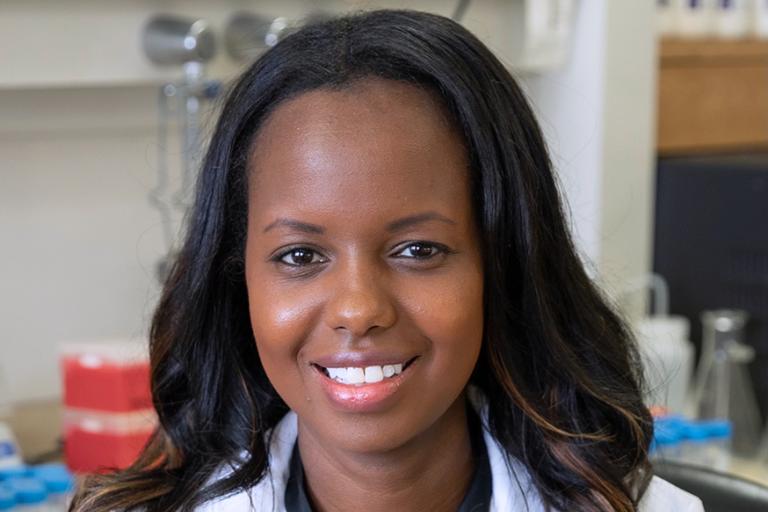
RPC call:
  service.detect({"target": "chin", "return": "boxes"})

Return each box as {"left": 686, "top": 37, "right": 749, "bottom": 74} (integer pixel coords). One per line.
{"left": 299, "top": 394, "right": 466, "bottom": 457}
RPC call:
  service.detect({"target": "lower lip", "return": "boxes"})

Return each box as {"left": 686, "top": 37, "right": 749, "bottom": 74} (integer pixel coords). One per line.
{"left": 313, "top": 362, "right": 416, "bottom": 413}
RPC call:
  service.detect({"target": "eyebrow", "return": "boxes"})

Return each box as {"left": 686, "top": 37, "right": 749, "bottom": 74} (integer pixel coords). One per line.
{"left": 385, "top": 211, "right": 456, "bottom": 232}
{"left": 262, "top": 211, "right": 456, "bottom": 234}
{"left": 263, "top": 218, "right": 324, "bottom": 234}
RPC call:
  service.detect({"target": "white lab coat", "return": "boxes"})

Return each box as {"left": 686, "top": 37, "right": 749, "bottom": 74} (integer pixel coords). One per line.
{"left": 197, "top": 406, "right": 704, "bottom": 512}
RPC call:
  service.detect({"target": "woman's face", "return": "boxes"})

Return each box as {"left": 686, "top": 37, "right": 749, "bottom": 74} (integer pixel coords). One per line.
{"left": 244, "top": 79, "right": 484, "bottom": 454}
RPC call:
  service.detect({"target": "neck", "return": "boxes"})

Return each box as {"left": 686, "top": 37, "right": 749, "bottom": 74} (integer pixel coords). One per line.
{"left": 297, "top": 396, "right": 475, "bottom": 512}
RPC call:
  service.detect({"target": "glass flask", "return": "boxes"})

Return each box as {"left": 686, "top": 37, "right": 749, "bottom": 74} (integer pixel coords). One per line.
{"left": 693, "top": 309, "right": 763, "bottom": 456}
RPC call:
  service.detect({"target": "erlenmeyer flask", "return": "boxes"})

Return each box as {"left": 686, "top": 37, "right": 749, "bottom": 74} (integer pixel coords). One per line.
{"left": 694, "top": 309, "right": 762, "bottom": 456}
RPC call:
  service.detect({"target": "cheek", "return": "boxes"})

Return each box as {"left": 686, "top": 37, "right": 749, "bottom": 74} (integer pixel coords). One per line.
{"left": 246, "top": 278, "right": 323, "bottom": 402}
{"left": 404, "top": 266, "right": 484, "bottom": 371}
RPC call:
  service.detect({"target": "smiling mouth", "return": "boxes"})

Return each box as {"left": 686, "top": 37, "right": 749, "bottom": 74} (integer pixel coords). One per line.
{"left": 312, "top": 357, "right": 418, "bottom": 386}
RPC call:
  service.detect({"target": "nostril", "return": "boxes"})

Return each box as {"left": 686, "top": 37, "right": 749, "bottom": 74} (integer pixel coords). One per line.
{"left": 324, "top": 288, "right": 398, "bottom": 336}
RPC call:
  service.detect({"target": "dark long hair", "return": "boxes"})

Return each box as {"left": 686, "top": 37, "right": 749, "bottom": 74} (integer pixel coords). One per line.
{"left": 72, "top": 9, "right": 652, "bottom": 512}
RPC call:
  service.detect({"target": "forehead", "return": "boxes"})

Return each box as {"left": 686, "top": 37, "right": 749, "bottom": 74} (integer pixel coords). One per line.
{"left": 247, "top": 79, "right": 471, "bottom": 229}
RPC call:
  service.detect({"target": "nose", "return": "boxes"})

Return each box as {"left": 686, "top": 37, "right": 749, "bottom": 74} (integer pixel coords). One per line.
{"left": 324, "top": 259, "right": 397, "bottom": 337}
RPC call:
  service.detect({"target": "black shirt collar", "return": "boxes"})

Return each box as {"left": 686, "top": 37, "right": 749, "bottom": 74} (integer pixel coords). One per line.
{"left": 285, "top": 408, "right": 492, "bottom": 512}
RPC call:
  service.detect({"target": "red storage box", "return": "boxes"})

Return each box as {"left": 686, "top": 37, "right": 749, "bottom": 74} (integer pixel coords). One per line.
{"left": 60, "top": 341, "right": 155, "bottom": 473}
{"left": 61, "top": 343, "right": 151, "bottom": 412}
{"left": 63, "top": 409, "right": 156, "bottom": 473}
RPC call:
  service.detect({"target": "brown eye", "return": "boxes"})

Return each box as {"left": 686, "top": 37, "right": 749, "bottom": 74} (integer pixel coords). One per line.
{"left": 395, "top": 242, "right": 444, "bottom": 260}
{"left": 279, "top": 247, "right": 324, "bottom": 266}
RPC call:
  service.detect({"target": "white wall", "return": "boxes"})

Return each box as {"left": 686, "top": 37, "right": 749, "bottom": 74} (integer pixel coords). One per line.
{"left": 599, "top": 1, "right": 658, "bottom": 314}
{"left": 521, "top": 0, "right": 608, "bottom": 270}
{"left": 0, "top": 88, "right": 169, "bottom": 402}
{"left": 0, "top": 0, "right": 658, "bottom": 403}
{"left": 523, "top": 0, "right": 657, "bottom": 315}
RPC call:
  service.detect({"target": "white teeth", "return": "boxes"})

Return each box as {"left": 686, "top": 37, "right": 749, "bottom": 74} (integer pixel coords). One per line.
{"left": 324, "top": 363, "right": 406, "bottom": 385}
{"left": 364, "top": 366, "right": 384, "bottom": 383}
{"left": 327, "top": 367, "right": 347, "bottom": 381}
{"left": 346, "top": 367, "right": 365, "bottom": 384}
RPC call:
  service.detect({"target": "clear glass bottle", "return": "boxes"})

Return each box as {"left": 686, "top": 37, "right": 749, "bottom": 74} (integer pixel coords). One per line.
{"left": 703, "top": 419, "right": 733, "bottom": 471}
{"left": 693, "top": 309, "right": 762, "bottom": 456}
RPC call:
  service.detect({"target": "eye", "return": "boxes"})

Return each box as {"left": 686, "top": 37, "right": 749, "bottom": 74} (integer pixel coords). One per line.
{"left": 276, "top": 247, "right": 327, "bottom": 267}
{"left": 393, "top": 241, "right": 448, "bottom": 260}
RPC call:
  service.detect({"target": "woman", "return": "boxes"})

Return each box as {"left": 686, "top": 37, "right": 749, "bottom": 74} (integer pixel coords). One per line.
{"left": 72, "top": 9, "right": 702, "bottom": 512}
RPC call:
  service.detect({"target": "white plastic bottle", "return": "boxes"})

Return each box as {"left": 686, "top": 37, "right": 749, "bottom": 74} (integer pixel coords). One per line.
{"left": 0, "top": 422, "right": 23, "bottom": 469}
{"left": 658, "top": 0, "right": 678, "bottom": 36}
{"left": 714, "top": 0, "right": 750, "bottom": 38}
{"left": 675, "top": 0, "right": 715, "bottom": 37}
{"left": 753, "top": 0, "right": 768, "bottom": 37}
{"left": 636, "top": 316, "right": 694, "bottom": 415}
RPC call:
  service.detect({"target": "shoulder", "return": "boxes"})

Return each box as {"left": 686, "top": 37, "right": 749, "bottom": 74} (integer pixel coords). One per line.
{"left": 482, "top": 419, "right": 703, "bottom": 511}
{"left": 194, "top": 412, "right": 298, "bottom": 512}
{"left": 472, "top": 388, "right": 703, "bottom": 511}
{"left": 638, "top": 476, "right": 704, "bottom": 512}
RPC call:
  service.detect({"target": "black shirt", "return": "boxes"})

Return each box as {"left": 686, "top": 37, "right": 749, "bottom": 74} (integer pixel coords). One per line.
{"left": 284, "top": 409, "right": 492, "bottom": 512}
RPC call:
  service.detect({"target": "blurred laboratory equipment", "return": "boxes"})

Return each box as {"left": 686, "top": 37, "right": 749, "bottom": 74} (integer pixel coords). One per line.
{"left": 225, "top": 2, "right": 577, "bottom": 71}
{"left": 679, "top": 419, "right": 733, "bottom": 470}
{"left": 691, "top": 310, "right": 763, "bottom": 456}
{"left": 60, "top": 342, "right": 155, "bottom": 473}
{"left": 2, "top": 477, "right": 47, "bottom": 511}
{"left": 653, "top": 156, "right": 768, "bottom": 426}
{"left": 651, "top": 415, "right": 733, "bottom": 471}
{"left": 142, "top": 15, "right": 223, "bottom": 282}
{"left": 626, "top": 274, "right": 695, "bottom": 415}
{"left": 503, "top": 0, "right": 576, "bottom": 71}
{"left": 675, "top": 0, "right": 715, "bottom": 37}
{"left": 29, "top": 464, "right": 73, "bottom": 510}
{"left": 0, "top": 464, "right": 74, "bottom": 511}
{"left": 0, "top": 424, "right": 21, "bottom": 470}
{"left": 657, "top": 0, "right": 677, "bottom": 36}
{"left": 0, "top": 367, "right": 21, "bottom": 471}
{"left": 713, "top": 0, "right": 750, "bottom": 38}
{"left": 637, "top": 315, "right": 694, "bottom": 415}
{"left": 225, "top": 13, "right": 293, "bottom": 61}
{"left": 143, "top": 16, "right": 215, "bottom": 65}
{"left": 0, "top": 484, "right": 12, "bottom": 511}
{"left": 225, "top": 11, "right": 332, "bottom": 62}
{"left": 658, "top": 0, "right": 768, "bottom": 38}
{"left": 651, "top": 415, "right": 685, "bottom": 462}
{"left": 755, "top": 0, "right": 768, "bottom": 36}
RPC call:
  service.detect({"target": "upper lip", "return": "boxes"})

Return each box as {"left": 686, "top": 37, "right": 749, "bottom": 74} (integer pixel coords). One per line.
{"left": 312, "top": 351, "right": 417, "bottom": 369}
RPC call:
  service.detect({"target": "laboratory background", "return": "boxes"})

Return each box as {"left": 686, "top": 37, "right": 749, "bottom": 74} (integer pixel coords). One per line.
{"left": 1, "top": 0, "right": 768, "bottom": 510}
